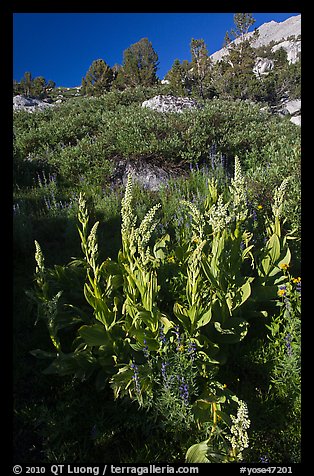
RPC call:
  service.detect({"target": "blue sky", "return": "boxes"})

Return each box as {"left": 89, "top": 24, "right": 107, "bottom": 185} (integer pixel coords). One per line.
{"left": 13, "top": 12, "right": 300, "bottom": 87}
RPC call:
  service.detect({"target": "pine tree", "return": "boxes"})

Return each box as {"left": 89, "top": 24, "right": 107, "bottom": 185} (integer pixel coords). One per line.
{"left": 219, "top": 13, "right": 259, "bottom": 99}
{"left": 190, "top": 38, "right": 214, "bottom": 99}
{"left": 18, "top": 72, "right": 54, "bottom": 98}
{"left": 166, "top": 59, "right": 189, "bottom": 96}
{"left": 32, "top": 76, "right": 47, "bottom": 98}
{"left": 82, "top": 59, "right": 113, "bottom": 96}
{"left": 117, "top": 38, "right": 159, "bottom": 88}
{"left": 224, "top": 13, "right": 258, "bottom": 69}
{"left": 20, "top": 71, "right": 33, "bottom": 96}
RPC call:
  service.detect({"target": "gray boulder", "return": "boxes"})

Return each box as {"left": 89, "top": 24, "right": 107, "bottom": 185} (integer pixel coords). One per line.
{"left": 284, "top": 99, "right": 301, "bottom": 115}
{"left": 142, "top": 95, "right": 202, "bottom": 113}
{"left": 253, "top": 57, "right": 274, "bottom": 76}
{"left": 271, "top": 98, "right": 301, "bottom": 126}
{"left": 290, "top": 115, "right": 301, "bottom": 126}
{"left": 13, "top": 95, "right": 54, "bottom": 113}
{"left": 110, "top": 157, "right": 174, "bottom": 192}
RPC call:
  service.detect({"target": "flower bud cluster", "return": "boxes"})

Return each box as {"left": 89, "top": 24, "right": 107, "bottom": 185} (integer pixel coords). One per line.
{"left": 207, "top": 194, "right": 232, "bottom": 234}
{"left": 121, "top": 174, "right": 161, "bottom": 267}
{"left": 272, "top": 177, "right": 290, "bottom": 220}
{"left": 230, "top": 156, "right": 248, "bottom": 222}
{"left": 226, "top": 399, "right": 251, "bottom": 460}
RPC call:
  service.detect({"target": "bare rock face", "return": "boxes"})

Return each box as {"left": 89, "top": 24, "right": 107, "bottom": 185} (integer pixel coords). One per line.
{"left": 110, "top": 157, "right": 174, "bottom": 192}
{"left": 210, "top": 14, "right": 301, "bottom": 64}
{"left": 270, "top": 98, "right": 301, "bottom": 126}
{"left": 253, "top": 57, "right": 274, "bottom": 76}
{"left": 142, "top": 95, "right": 202, "bottom": 113}
{"left": 13, "top": 95, "right": 54, "bottom": 113}
{"left": 271, "top": 39, "right": 301, "bottom": 64}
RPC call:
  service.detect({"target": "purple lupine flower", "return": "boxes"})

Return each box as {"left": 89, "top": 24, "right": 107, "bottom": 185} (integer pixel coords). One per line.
{"left": 143, "top": 339, "right": 149, "bottom": 359}
{"left": 221, "top": 154, "right": 226, "bottom": 169}
{"left": 130, "top": 361, "right": 140, "bottom": 394}
{"left": 285, "top": 333, "right": 293, "bottom": 357}
{"left": 161, "top": 361, "right": 169, "bottom": 387}
{"left": 296, "top": 280, "right": 301, "bottom": 295}
{"left": 173, "top": 325, "right": 182, "bottom": 350}
{"left": 178, "top": 376, "right": 189, "bottom": 405}
{"left": 187, "top": 341, "right": 197, "bottom": 361}
{"left": 159, "top": 326, "right": 167, "bottom": 345}
{"left": 260, "top": 455, "right": 269, "bottom": 464}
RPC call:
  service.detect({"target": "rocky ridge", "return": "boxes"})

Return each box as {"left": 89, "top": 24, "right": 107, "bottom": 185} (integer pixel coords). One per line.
{"left": 210, "top": 14, "right": 301, "bottom": 64}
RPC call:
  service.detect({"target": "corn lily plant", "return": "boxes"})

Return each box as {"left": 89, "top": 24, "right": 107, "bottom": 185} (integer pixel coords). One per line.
{"left": 30, "top": 157, "right": 294, "bottom": 462}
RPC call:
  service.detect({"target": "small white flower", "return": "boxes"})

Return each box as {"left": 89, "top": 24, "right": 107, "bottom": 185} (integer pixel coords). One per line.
{"left": 226, "top": 400, "right": 251, "bottom": 461}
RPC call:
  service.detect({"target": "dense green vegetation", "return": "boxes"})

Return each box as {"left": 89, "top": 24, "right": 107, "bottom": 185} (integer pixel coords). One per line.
{"left": 13, "top": 81, "right": 301, "bottom": 464}
{"left": 13, "top": 9, "right": 301, "bottom": 466}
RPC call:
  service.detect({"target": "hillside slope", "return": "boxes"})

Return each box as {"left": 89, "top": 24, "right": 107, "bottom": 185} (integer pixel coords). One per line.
{"left": 210, "top": 14, "right": 301, "bottom": 63}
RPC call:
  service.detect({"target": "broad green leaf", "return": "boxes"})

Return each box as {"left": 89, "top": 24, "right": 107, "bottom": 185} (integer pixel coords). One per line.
{"left": 153, "top": 234, "right": 170, "bottom": 260}
{"left": 186, "top": 441, "right": 210, "bottom": 463}
{"left": 110, "top": 366, "right": 134, "bottom": 399}
{"left": 216, "top": 409, "right": 232, "bottom": 427}
{"left": 197, "top": 308, "right": 212, "bottom": 328}
{"left": 270, "top": 246, "right": 291, "bottom": 277}
{"left": 159, "top": 314, "right": 174, "bottom": 334}
{"left": 173, "top": 302, "right": 190, "bottom": 330}
{"left": 213, "top": 318, "right": 249, "bottom": 343}
{"left": 78, "top": 323, "right": 110, "bottom": 346}
{"left": 192, "top": 400, "right": 212, "bottom": 425}
{"left": 201, "top": 258, "right": 219, "bottom": 288}
{"left": 188, "top": 302, "right": 199, "bottom": 326}
{"left": 197, "top": 350, "right": 220, "bottom": 365}
{"left": 261, "top": 254, "right": 271, "bottom": 276}
{"left": 84, "top": 282, "right": 96, "bottom": 308}
{"left": 42, "top": 350, "right": 96, "bottom": 378}
{"left": 131, "top": 328, "right": 160, "bottom": 351}
{"left": 269, "top": 234, "right": 281, "bottom": 265}
{"left": 137, "top": 309, "right": 156, "bottom": 327}
{"left": 30, "top": 349, "right": 57, "bottom": 360}
{"left": 233, "top": 279, "right": 252, "bottom": 310}
{"left": 129, "top": 342, "right": 144, "bottom": 352}
{"left": 253, "top": 284, "right": 278, "bottom": 302}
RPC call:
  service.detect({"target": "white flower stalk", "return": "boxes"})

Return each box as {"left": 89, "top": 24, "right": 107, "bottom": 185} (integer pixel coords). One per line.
{"left": 181, "top": 200, "right": 205, "bottom": 241}
{"left": 272, "top": 177, "right": 290, "bottom": 220}
{"left": 137, "top": 203, "right": 162, "bottom": 266}
{"left": 87, "top": 221, "right": 99, "bottom": 270}
{"left": 230, "top": 156, "right": 248, "bottom": 223}
{"left": 138, "top": 203, "right": 162, "bottom": 249}
{"left": 121, "top": 174, "right": 161, "bottom": 268}
{"left": 34, "top": 240, "right": 45, "bottom": 274}
{"left": 207, "top": 194, "right": 232, "bottom": 234}
{"left": 121, "top": 174, "right": 137, "bottom": 236}
{"left": 226, "top": 400, "right": 251, "bottom": 461}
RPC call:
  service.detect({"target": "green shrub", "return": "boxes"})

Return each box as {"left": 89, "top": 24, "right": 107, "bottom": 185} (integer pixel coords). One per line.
{"left": 28, "top": 158, "right": 300, "bottom": 463}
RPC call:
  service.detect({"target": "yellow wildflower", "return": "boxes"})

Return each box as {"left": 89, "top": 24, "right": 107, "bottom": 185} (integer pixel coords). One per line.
{"left": 279, "top": 263, "right": 289, "bottom": 271}
{"left": 277, "top": 286, "right": 287, "bottom": 297}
